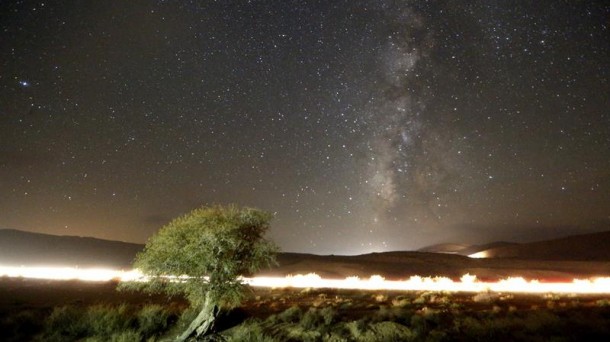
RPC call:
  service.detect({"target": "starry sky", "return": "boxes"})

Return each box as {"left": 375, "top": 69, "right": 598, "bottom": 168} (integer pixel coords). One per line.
{"left": 1, "top": 1, "right": 608, "bottom": 254}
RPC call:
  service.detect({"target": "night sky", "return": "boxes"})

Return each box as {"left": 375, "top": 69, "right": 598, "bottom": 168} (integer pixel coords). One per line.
{"left": 1, "top": 1, "right": 608, "bottom": 254}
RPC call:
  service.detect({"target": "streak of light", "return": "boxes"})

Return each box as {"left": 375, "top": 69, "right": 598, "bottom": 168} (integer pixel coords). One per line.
{"left": 1, "top": 265, "right": 610, "bottom": 294}
{"left": 244, "top": 273, "right": 610, "bottom": 294}
{"left": 0, "top": 265, "right": 142, "bottom": 282}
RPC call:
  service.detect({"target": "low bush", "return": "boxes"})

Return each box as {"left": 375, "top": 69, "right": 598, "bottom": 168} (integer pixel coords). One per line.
{"left": 42, "top": 306, "right": 89, "bottom": 341}
{"left": 136, "top": 304, "right": 172, "bottom": 338}
{"left": 298, "top": 308, "right": 318, "bottom": 329}
{"left": 86, "top": 304, "right": 133, "bottom": 338}
{"left": 225, "top": 319, "right": 278, "bottom": 342}
{"left": 320, "top": 306, "right": 337, "bottom": 326}
{"left": 38, "top": 303, "right": 177, "bottom": 342}
{"left": 344, "top": 319, "right": 367, "bottom": 340}
{"left": 343, "top": 320, "right": 414, "bottom": 342}
{"left": 364, "top": 321, "right": 414, "bottom": 341}
{"left": 277, "top": 305, "right": 303, "bottom": 323}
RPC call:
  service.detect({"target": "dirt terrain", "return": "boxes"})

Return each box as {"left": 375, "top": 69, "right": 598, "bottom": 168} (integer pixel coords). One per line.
{"left": 2, "top": 277, "right": 610, "bottom": 341}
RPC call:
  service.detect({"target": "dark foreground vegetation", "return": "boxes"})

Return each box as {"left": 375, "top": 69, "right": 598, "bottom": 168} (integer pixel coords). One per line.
{"left": 2, "top": 278, "right": 610, "bottom": 341}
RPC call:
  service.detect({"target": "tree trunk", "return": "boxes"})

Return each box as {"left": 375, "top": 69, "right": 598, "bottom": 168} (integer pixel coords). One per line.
{"left": 175, "top": 293, "right": 218, "bottom": 341}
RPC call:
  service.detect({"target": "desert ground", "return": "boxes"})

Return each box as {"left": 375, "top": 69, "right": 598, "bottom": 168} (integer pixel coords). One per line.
{"left": 1, "top": 276, "right": 610, "bottom": 341}
{"left": 1, "top": 229, "right": 610, "bottom": 340}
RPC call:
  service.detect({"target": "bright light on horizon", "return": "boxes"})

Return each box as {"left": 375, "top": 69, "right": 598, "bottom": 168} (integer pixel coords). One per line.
{"left": 0, "top": 265, "right": 143, "bottom": 282}
{"left": 468, "top": 251, "right": 489, "bottom": 258}
{"left": 1, "top": 265, "right": 610, "bottom": 294}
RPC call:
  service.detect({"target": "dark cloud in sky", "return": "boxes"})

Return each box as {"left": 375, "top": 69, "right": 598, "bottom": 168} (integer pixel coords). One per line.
{"left": 1, "top": 1, "right": 608, "bottom": 253}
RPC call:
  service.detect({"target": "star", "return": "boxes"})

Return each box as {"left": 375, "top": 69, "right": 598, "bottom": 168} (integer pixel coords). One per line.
{"left": 0, "top": 1, "right": 607, "bottom": 254}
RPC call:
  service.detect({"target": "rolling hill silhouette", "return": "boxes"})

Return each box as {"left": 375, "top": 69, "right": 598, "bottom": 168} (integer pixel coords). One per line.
{"left": 0, "top": 229, "right": 142, "bottom": 268}
{"left": 471, "top": 230, "right": 610, "bottom": 261}
{"left": 1, "top": 228, "right": 608, "bottom": 280}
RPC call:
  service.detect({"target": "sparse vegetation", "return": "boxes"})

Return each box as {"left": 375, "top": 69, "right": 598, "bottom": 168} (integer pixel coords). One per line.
{"left": 34, "top": 303, "right": 179, "bottom": 342}
{"left": 136, "top": 304, "right": 172, "bottom": 337}
{"left": 2, "top": 280, "right": 610, "bottom": 341}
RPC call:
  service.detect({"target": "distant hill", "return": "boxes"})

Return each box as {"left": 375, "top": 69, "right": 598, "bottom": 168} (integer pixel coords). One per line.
{"left": 417, "top": 243, "right": 471, "bottom": 254}
{"left": 459, "top": 241, "right": 519, "bottom": 257}
{"left": 475, "top": 230, "right": 610, "bottom": 261}
{"left": 417, "top": 230, "right": 610, "bottom": 261}
{"left": 1, "top": 228, "right": 609, "bottom": 281}
{"left": 267, "top": 250, "right": 610, "bottom": 281}
{"left": 0, "top": 229, "right": 143, "bottom": 268}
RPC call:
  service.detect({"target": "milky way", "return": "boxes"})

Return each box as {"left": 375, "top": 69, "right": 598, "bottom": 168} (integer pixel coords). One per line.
{"left": 360, "top": 3, "right": 470, "bottom": 244}
{"left": 1, "top": 1, "right": 608, "bottom": 254}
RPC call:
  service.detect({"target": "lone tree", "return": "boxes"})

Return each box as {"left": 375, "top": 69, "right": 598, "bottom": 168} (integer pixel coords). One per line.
{"left": 120, "top": 205, "right": 279, "bottom": 341}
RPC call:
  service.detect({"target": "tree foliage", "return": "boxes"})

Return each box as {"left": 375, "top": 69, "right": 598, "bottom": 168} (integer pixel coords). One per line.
{"left": 120, "top": 205, "right": 279, "bottom": 339}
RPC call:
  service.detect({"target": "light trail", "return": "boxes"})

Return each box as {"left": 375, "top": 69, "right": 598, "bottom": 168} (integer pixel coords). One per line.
{"left": 0, "top": 265, "right": 142, "bottom": 282}
{"left": 1, "top": 265, "right": 610, "bottom": 294}
{"left": 244, "top": 273, "right": 610, "bottom": 294}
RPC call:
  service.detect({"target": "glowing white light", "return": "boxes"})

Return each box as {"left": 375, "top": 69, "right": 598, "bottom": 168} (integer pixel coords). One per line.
{"left": 468, "top": 251, "right": 489, "bottom": 258}
{"left": 0, "top": 265, "right": 143, "bottom": 282}
{"left": 1, "top": 265, "right": 610, "bottom": 294}
{"left": 242, "top": 273, "right": 610, "bottom": 294}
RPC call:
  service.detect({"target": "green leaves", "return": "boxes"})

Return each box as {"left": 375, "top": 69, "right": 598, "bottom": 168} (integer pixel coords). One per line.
{"left": 122, "top": 204, "right": 279, "bottom": 310}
